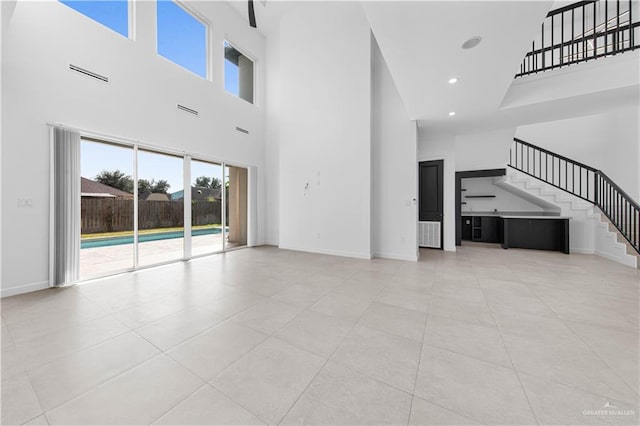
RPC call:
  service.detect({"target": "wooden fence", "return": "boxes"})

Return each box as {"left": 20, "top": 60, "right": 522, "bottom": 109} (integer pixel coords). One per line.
{"left": 81, "top": 198, "right": 222, "bottom": 234}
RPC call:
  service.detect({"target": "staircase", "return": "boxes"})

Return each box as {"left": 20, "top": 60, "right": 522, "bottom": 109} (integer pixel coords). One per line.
{"left": 502, "top": 138, "right": 640, "bottom": 268}
{"left": 498, "top": 169, "right": 638, "bottom": 268}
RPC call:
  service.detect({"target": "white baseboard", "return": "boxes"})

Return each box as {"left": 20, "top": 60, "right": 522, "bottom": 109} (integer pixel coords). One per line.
{"left": 373, "top": 252, "right": 418, "bottom": 262}
{"left": 263, "top": 240, "right": 279, "bottom": 246}
{"left": 570, "top": 247, "right": 595, "bottom": 254}
{"left": 2, "top": 280, "right": 50, "bottom": 298}
{"left": 595, "top": 249, "right": 637, "bottom": 268}
{"left": 278, "top": 244, "right": 373, "bottom": 260}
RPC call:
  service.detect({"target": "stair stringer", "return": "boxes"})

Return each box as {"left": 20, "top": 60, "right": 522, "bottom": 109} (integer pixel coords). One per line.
{"left": 498, "top": 168, "right": 637, "bottom": 268}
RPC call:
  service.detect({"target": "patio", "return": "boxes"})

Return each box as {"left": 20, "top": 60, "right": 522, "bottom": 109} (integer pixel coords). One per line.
{"left": 80, "top": 233, "right": 230, "bottom": 279}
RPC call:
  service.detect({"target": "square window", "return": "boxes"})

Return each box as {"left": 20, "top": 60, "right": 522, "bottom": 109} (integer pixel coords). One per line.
{"left": 157, "top": 0, "right": 208, "bottom": 79}
{"left": 224, "top": 41, "right": 254, "bottom": 104}
{"left": 60, "top": 0, "right": 129, "bottom": 38}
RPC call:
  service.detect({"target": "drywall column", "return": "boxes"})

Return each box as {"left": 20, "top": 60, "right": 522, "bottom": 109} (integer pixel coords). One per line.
{"left": 238, "top": 55, "right": 254, "bottom": 104}
{"left": 276, "top": 2, "right": 372, "bottom": 258}
{"left": 371, "top": 34, "right": 418, "bottom": 261}
{"left": 228, "top": 166, "right": 248, "bottom": 245}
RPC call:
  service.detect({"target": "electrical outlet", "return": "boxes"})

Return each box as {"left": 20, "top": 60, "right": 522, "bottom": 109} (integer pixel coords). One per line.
{"left": 17, "top": 198, "right": 33, "bottom": 208}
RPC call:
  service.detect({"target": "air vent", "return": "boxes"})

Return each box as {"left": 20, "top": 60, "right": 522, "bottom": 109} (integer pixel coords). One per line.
{"left": 419, "top": 221, "right": 441, "bottom": 248}
{"left": 235, "top": 126, "right": 249, "bottom": 134}
{"left": 69, "top": 64, "right": 109, "bottom": 83}
{"left": 177, "top": 104, "right": 199, "bottom": 116}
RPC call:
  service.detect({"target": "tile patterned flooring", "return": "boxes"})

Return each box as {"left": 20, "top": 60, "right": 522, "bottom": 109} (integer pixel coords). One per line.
{"left": 1, "top": 243, "right": 639, "bottom": 425}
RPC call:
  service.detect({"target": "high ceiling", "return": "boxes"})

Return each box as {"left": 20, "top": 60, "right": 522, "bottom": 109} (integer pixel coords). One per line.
{"left": 361, "top": 1, "right": 554, "bottom": 132}
{"left": 226, "top": 1, "right": 636, "bottom": 135}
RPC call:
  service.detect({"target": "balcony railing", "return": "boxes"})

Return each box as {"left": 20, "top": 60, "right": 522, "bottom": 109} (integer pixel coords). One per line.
{"left": 515, "top": 0, "right": 640, "bottom": 77}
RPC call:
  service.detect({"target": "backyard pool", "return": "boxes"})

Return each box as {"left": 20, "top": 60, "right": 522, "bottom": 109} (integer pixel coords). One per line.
{"left": 81, "top": 227, "right": 223, "bottom": 249}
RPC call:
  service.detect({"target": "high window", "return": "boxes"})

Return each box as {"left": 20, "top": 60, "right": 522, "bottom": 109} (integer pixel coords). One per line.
{"left": 60, "top": 0, "right": 129, "bottom": 37}
{"left": 157, "top": 0, "right": 208, "bottom": 79}
{"left": 224, "top": 41, "right": 254, "bottom": 104}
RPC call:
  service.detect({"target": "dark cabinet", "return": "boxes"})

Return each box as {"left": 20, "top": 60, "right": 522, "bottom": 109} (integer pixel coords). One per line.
{"left": 502, "top": 218, "right": 569, "bottom": 253}
{"left": 462, "top": 215, "right": 569, "bottom": 253}
{"left": 482, "top": 217, "right": 501, "bottom": 243}
{"left": 461, "top": 216, "right": 501, "bottom": 243}
{"left": 462, "top": 216, "right": 472, "bottom": 241}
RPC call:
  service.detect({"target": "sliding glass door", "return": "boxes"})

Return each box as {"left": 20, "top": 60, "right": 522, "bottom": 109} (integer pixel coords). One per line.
{"left": 190, "top": 159, "right": 224, "bottom": 256}
{"left": 75, "top": 135, "right": 250, "bottom": 281}
{"left": 137, "top": 149, "right": 185, "bottom": 267}
{"left": 80, "top": 139, "right": 135, "bottom": 280}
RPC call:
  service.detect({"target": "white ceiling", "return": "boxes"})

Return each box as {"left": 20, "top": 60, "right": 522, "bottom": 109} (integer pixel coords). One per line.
{"left": 361, "top": 1, "right": 554, "bottom": 130}
{"left": 226, "top": 0, "right": 300, "bottom": 37}
{"left": 225, "top": 1, "right": 635, "bottom": 135}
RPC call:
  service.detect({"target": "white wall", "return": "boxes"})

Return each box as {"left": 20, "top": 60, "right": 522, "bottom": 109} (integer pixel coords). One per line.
{"left": 274, "top": 2, "right": 372, "bottom": 258}
{"left": 263, "top": 15, "right": 281, "bottom": 246}
{"left": 455, "top": 127, "right": 516, "bottom": 171}
{"left": 461, "top": 177, "right": 544, "bottom": 213}
{"left": 371, "top": 35, "right": 417, "bottom": 261}
{"left": 417, "top": 131, "right": 456, "bottom": 251}
{"left": 1, "top": 1, "right": 266, "bottom": 296}
{"left": 516, "top": 107, "right": 640, "bottom": 201}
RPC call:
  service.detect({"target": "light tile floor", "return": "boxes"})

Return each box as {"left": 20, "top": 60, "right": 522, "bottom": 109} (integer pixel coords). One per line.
{"left": 2, "top": 243, "right": 639, "bottom": 425}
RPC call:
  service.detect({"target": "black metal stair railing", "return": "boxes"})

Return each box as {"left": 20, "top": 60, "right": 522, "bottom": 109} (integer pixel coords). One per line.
{"left": 596, "top": 171, "right": 640, "bottom": 254}
{"left": 509, "top": 137, "right": 640, "bottom": 255}
{"left": 516, "top": 0, "right": 640, "bottom": 77}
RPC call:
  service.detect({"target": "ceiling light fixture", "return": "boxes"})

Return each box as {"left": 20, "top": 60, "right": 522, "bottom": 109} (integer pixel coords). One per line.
{"left": 448, "top": 77, "right": 459, "bottom": 84}
{"left": 449, "top": 112, "right": 456, "bottom": 116}
{"left": 462, "top": 36, "right": 482, "bottom": 50}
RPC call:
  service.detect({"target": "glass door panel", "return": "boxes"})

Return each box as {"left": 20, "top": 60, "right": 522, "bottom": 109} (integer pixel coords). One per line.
{"left": 137, "top": 149, "right": 184, "bottom": 266}
{"left": 190, "top": 159, "right": 224, "bottom": 256}
{"left": 225, "top": 165, "right": 248, "bottom": 249}
{"left": 80, "top": 139, "right": 135, "bottom": 279}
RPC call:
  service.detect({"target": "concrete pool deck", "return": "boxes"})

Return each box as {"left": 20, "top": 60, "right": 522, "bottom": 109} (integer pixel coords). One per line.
{"left": 80, "top": 233, "right": 232, "bottom": 279}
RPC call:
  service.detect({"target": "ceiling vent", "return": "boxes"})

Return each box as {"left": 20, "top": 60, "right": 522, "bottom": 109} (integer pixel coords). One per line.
{"left": 69, "top": 64, "right": 109, "bottom": 83}
{"left": 177, "top": 104, "right": 199, "bottom": 116}
{"left": 235, "top": 126, "right": 249, "bottom": 134}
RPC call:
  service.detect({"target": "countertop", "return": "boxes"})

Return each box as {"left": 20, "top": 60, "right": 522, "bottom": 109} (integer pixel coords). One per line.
{"left": 500, "top": 215, "right": 571, "bottom": 220}
{"left": 462, "top": 213, "right": 571, "bottom": 219}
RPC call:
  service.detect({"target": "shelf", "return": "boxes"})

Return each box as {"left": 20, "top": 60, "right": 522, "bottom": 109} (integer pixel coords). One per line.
{"left": 460, "top": 189, "right": 467, "bottom": 192}
{"left": 465, "top": 195, "right": 496, "bottom": 198}
{"left": 460, "top": 202, "right": 467, "bottom": 205}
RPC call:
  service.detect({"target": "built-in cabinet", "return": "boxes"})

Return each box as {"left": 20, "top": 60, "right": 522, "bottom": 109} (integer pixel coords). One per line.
{"left": 462, "top": 216, "right": 501, "bottom": 243}
{"left": 462, "top": 214, "right": 569, "bottom": 253}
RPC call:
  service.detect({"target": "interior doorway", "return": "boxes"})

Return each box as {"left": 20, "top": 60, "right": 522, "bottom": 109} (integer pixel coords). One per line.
{"left": 418, "top": 160, "right": 444, "bottom": 249}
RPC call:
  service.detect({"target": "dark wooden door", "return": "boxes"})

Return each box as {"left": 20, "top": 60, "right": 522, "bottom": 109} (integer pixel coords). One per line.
{"left": 419, "top": 160, "right": 444, "bottom": 248}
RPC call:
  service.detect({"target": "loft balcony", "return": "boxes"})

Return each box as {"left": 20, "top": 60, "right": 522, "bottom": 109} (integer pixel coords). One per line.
{"left": 516, "top": 0, "right": 640, "bottom": 77}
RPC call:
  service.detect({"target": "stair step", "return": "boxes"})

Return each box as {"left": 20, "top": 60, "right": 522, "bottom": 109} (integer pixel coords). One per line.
{"left": 506, "top": 168, "right": 638, "bottom": 268}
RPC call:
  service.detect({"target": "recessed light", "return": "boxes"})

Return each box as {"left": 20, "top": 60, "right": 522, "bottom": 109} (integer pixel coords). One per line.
{"left": 448, "top": 77, "right": 459, "bottom": 84}
{"left": 449, "top": 112, "right": 456, "bottom": 116}
{"left": 462, "top": 36, "right": 482, "bottom": 50}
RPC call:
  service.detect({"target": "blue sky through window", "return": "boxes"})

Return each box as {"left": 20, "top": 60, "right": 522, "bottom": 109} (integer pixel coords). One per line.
{"left": 82, "top": 142, "right": 225, "bottom": 195}
{"left": 60, "top": 0, "right": 128, "bottom": 37}
{"left": 157, "top": 0, "right": 207, "bottom": 79}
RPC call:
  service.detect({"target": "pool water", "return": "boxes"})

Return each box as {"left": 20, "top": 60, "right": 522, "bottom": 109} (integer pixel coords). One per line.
{"left": 81, "top": 227, "right": 223, "bottom": 249}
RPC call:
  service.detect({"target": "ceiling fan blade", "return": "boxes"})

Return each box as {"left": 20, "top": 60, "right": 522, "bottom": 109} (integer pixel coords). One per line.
{"left": 248, "top": 0, "right": 257, "bottom": 28}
